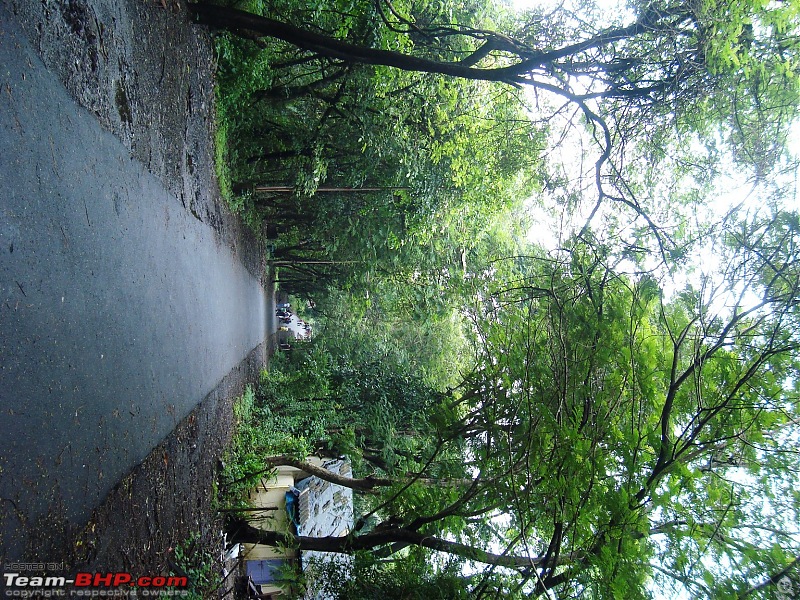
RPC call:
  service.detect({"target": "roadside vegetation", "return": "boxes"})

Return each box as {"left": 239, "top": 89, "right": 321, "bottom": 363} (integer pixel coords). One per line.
{"left": 198, "top": 0, "right": 800, "bottom": 596}
{"left": 171, "top": 533, "right": 221, "bottom": 600}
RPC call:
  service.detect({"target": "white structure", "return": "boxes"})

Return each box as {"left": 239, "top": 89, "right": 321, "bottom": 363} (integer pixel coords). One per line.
{"left": 242, "top": 457, "right": 354, "bottom": 599}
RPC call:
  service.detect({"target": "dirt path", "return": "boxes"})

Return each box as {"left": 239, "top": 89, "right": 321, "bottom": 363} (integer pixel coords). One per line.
{"left": 1, "top": 0, "right": 270, "bottom": 571}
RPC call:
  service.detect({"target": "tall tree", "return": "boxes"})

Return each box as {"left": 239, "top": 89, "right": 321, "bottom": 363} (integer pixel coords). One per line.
{"left": 194, "top": 0, "right": 800, "bottom": 228}
{"left": 234, "top": 208, "right": 800, "bottom": 598}
{"left": 202, "top": 0, "right": 800, "bottom": 595}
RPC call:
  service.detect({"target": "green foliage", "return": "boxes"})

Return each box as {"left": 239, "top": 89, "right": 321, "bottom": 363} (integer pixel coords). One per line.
{"left": 220, "top": 382, "right": 315, "bottom": 501}
{"left": 171, "top": 533, "right": 219, "bottom": 600}
{"left": 314, "top": 550, "right": 475, "bottom": 599}
{"left": 203, "top": 0, "right": 800, "bottom": 595}
{"left": 232, "top": 383, "right": 255, "bottom": 423}
{"left": 452, "top": 214, "right": 800, "bottom": 598}
{"left": 212, "top": 110, "right": 234, "bottom": 205}
{"left": 261, "top": 335, "right": 448, "bottom": 471}
{"left": 225, "top": 212, "right": 800, "bottom": 598}
{"left": 206, "top": 0, "right": 542, "bottom": 294}
{"left": 219, "top": 330, "right": 449, "bottom": 500}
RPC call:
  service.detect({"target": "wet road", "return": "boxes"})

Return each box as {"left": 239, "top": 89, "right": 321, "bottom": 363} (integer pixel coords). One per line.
{"left": 0, "top": 7, "right": 269, "bottom": 557}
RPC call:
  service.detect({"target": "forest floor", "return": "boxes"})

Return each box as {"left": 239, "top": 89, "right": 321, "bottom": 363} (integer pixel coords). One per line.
{"left": 6, "top": 0, "right": 267, "bottom": 579}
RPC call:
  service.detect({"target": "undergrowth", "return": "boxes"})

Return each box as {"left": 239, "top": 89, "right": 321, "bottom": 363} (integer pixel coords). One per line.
{"left": 171, "top": 533, "right": 219, "bottom": 600}
{"left": 218, "top": 371, "right": 333, "bottom": 505}
{"left": 210, "top": 18, "right": 275, "bottom": 230}
{"left": 212, "top": 111, "right": 233, "bottom": 205}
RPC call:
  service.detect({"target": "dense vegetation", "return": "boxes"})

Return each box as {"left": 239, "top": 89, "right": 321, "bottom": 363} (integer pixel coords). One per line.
{"left": 199, "top": 0, "right": 800, "bottom": 596}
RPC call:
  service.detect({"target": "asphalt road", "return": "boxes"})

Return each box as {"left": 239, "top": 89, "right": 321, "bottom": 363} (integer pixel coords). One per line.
{"left": 0, "top": 7, "right": 269, "bottom": 558}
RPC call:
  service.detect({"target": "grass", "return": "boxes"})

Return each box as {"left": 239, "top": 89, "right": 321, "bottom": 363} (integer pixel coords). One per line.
{"left": 209, "top": 29, "right": 270, "bottom": 233}
{"left": 212, "top": 111, "right": 234, "bottom": 206}
{"left": 233, "top": 382, "right": 256, "bottom": 424}
{"left": 211, "top": 102, "right": 268, "bottom": 234}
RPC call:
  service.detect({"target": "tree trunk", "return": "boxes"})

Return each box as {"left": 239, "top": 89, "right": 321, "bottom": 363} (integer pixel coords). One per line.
{"left": 234, "top": 455, "right": 394, "bottom": 492}
{"left": 253, "top": 69, "right": 348, "bottom": 103}
{"left": 190, "top": 4, "right": 680, "bottom": 88}
{"left": 229, "top": 520, "right": 551, "bottom": 569}
{"left": 189, "top": 4, "right": 517, "bottom": 83}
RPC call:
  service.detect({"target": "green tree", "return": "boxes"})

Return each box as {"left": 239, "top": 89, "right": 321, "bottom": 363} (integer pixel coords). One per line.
{"left": 209, "top": 0, "right": 543, "bottom": 297}
{"left": 204, "top": 1, "right": 800, "bottom": 595}
{"left": 233, "top": 209, "right": 800, "bottom": 598}
{"left": 194, "top": 0, "right": 800, "bottom": 212}
{"left": 311, "top": 549, "right": 476, "bottom": 600}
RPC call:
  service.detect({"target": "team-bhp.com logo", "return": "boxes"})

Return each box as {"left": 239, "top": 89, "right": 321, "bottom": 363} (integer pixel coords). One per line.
{"left": 4, "top": 572, "right": 188, "bottom": 596}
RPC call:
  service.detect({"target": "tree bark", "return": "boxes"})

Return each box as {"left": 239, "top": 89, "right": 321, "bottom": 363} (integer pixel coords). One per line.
{"left": 230, "top": 520, "right": 549, "bottom": 569}
{"left": 190, "top": 4, "right": 520, "bottom": 83}
{"left": 253, "top": 68, "right": 348, "bottom": 103}
{"left": 234, "top": 455, "right": 394, "bottom": 492}
{"left": 191, "top": 3, "right": 694, "bottom": 92}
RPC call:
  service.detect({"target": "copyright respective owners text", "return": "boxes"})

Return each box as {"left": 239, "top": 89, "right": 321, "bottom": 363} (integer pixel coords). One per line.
{"left": 3, "top": 564, "right": 189, "bottom": 597}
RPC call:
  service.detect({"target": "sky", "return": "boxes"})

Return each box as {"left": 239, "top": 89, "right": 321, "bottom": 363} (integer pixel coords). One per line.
{"left": 503, "top": 1, "right": 800, "bottom": 597}
{"left": 509, "top": 0, "right": 800, "bottom": 275}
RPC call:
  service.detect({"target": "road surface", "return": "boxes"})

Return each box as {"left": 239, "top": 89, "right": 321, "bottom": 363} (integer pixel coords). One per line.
{"left": 0, "top": 6, "right": 269, "bottom": 559}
